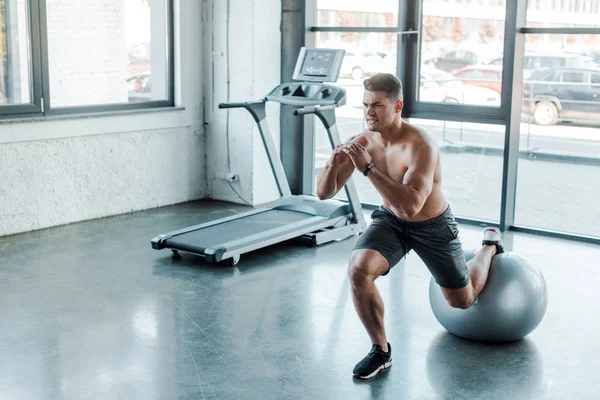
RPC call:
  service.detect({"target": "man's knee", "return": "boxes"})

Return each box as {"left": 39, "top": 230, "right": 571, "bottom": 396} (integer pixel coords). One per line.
{"left": 442, "top": 286, "right": 475, "bottom": 309}
{"left": 348, "top": 252, "right": 370, "bottom": 287}
{"left": 348, "top": 250, "right": 388, "bottom": 288}
{"left": 447, "top": 296, "right": 474, "bottom": 310}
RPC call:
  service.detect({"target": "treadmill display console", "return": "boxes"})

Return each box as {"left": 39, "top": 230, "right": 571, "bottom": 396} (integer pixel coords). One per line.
{"left": 292, "top": 48, "right": 345, "bottom": 83}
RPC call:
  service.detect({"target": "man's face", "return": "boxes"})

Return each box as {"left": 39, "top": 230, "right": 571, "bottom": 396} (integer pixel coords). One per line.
{"left": 362, "top": 90, "right": 403, "bottom": 132}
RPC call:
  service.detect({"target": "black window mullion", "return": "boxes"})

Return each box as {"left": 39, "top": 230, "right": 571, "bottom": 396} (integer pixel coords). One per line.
{"left": 28, "top": 0, "right": 43, "bottom": 113}
{"left": 499, "top": 0, "right": 528, "bottom": 231}
{"left": 167, "top": 0, "right": 175, "bottom": 106}
{"left": 36, "top": 0, "right": 49, "bottom": 115}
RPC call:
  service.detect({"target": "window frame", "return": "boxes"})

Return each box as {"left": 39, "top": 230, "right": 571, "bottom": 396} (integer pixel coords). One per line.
{"left": 0, "top": 0, "right": 175, "bottom": 120}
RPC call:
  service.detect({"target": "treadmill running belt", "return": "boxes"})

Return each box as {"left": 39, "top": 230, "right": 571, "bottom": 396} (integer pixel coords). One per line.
{"left": 165, "top": 209, "right": 319, "bottom": 250}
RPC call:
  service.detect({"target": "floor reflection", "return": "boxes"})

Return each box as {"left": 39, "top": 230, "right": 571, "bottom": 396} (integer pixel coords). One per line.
{"left": 426, "top": 333, "right": 547, "bottom": 399}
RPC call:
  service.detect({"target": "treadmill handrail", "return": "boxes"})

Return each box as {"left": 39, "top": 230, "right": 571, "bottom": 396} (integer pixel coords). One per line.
{"left": 218, "top": 100, "right": 267, "bottom": 123}
{"left": 293, "top": 104, "right": 336, "bottom": 116}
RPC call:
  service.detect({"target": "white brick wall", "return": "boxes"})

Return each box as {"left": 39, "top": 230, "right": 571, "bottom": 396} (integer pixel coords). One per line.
{"left": 45, "top": 0, "right": 128, "bottom": 107}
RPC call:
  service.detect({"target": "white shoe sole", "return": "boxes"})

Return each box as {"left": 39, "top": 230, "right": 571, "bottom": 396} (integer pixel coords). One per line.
{"left": 355, "top": 359, "right": 392, "bottom": 379}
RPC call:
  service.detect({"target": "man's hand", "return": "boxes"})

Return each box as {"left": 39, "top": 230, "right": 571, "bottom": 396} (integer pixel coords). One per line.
{"left": 328, "top": 145, "right": 350, "bottom": 168}
{"left": 342, "top": 142, "right": 372, "bottom": 172}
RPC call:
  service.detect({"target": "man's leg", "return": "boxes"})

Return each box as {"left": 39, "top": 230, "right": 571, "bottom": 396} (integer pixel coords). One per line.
{"left": 349, "top": 208, "right": 409, "bottom": 379}
{"left": 348, "top": 249, "right": 390, "bottom": 352}
{"left": 441, "top": 227, "right": 504, "bottom": 309}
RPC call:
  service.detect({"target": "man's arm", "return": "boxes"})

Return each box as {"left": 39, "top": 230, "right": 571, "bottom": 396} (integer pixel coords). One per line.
{"left": 316, "top": 135, "right": 366, "bottom": 200}
{"left": 316, "top": 157, "right": 355, "bottom": 200}
{"left": 366, "top": 143, "right": 436, "bottom": 218}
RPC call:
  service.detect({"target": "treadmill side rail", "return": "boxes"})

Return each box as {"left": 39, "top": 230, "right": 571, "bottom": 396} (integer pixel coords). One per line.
{"left": 217, "top": 215, "right": 350, "bottom": 262}
{"left": 150, "top": 207, "right": 270, "bottom": 248}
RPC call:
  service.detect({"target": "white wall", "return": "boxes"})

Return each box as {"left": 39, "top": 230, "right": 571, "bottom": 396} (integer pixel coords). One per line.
{"left": 204, "top": 0, "right": 282, "bottom": 206}
{"left": 0, "top": 0, "right": 205, "bottom": 237}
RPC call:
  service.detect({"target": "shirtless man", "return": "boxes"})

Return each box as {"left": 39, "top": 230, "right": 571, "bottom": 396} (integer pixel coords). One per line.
{"left": 316, "top": 73, "right": 504, "bottom": 380}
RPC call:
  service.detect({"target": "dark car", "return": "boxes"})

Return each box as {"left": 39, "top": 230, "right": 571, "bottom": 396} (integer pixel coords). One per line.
{"left": 522, "top": 67, "right": 600, "bottom": 126}
{"left": 424, "top": 50, "right": 483, "bottom": 73}
{"left": 488, "top": 52, "right": 594, "bottom": 80}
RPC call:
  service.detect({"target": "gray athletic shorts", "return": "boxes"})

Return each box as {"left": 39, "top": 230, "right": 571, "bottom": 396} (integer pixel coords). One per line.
{"left": 353, "top": 205, "right": 470, "bottom": 289}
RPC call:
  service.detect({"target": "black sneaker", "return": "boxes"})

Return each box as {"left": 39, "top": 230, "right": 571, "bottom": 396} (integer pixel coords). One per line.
{"left": 482, "top": 227, "right": 505, "bottom": 254}
{"left": 352, "top": 343, "right": 392, "bottom": 379}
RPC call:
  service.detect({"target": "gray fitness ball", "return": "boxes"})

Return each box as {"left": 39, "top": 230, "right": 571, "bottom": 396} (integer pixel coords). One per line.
{"left": 429, "top": 250, "right": 548, "bottom": 342}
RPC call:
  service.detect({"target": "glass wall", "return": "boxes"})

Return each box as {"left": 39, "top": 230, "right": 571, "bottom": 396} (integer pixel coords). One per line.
{"left": 526, "top": 0, "right": 600, "bottom": 27}
{"left": 410, "top": 119, "right": 504, "bottom": 221}
{"left": 308, "top": 0, "right": 600, "bottom": 240}
{"left": 419, "top": 0, "right": 506, "bottom": 107}
{"left": 516, "top": 34, "right": 600, "bottom": 237}
{"left": 316, "top": 0, "right": 398, "bottom": 27}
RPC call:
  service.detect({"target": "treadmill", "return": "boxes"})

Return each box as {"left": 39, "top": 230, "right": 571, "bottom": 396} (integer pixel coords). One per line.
{"left": 151, "top": 47, "right": 366, "bottom": 265}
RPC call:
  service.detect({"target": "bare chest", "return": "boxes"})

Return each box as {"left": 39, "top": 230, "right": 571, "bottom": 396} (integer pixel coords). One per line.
{"left": 369, "top": 145, "right": 409, "bottom": 183}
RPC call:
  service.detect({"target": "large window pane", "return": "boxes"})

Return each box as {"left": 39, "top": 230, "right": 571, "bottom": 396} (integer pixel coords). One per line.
{"left": 0, "top": 0, "right": 31, "bottom": 105}
{"left": 46, "top": 0, "right": 169, "bottom": 107}
{"left": 418, "top": 0, "right": 505, "bottom": 107}
{"left": 316, "top": 0, "right": 398, "bottom": 28}
{"left": 527, "top": 0, "right": 600, "bottom": 28}
{"left": 516, "top": 34, "right": 600, "bottom": 237}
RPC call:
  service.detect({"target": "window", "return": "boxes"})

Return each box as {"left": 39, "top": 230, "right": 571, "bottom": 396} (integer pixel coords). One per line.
{"left": 419, "top": 0, "right": 506, "bottom": 107}
{"left": 518, "top": 35, "right": 600, "bottom": 238}
{"left": 0, "top": 0, "right": 31, "bottom": 105}
{"left": 308, "top": 1, "right": 600, "bottom": 241}
{"left": 0, "top": 0, "right": 173, "bottom": 118}
{"left": 561, "top": 72, "right": 585, "bottom": 83}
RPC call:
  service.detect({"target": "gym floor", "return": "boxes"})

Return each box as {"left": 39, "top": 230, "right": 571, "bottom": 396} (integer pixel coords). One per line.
{"left": 1, "top": 200, "right": 599, "bottom": 400}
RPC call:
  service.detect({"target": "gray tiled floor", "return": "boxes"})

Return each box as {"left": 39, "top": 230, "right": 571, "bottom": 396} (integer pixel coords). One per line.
{"left": 1, "top": 200, "right": 599, "bottom": 399}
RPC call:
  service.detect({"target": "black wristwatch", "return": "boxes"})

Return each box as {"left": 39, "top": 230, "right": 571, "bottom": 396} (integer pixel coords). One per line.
{"left": 363, "top": 162, "right": 375, "bottom": 176}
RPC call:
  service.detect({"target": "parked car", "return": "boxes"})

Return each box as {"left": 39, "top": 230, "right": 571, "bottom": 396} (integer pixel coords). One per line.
{"left": 522, "top": 67, "right": 600, "bottom": 125}
{"left": 127, "top": 73, "right": 152, "bottom": 102}
{"left": 339, "top": 50, "right": 395, "bottom": 80}
{"left": 420, "top": 72, "right": 501, "bottom": 106}
{"left": 128, "top": 43, "right": 151, "bottom": 77}
{"left": 452, "top": 65, "right": 503, "bottom": 94}
{"left": 422, "top": 50, "right": 491, "bottom": 73}
{"left": 488, "top": 52, "right": 593, "bottom": 79}
{"left": 580, "top": 51, "right": 600, "bottom": 65}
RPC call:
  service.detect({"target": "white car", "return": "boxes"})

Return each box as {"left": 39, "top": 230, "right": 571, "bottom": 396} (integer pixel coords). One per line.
{"left": 420, "top": 69, "right": 500, "bottom": 107}
{"left": 340, "top": 50, "right": 396, "bottom": 80}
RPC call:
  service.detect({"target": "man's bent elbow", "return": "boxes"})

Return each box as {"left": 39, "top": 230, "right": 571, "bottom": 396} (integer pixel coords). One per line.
{"left": 316, "top": 189, "right": 333, "bottom": 201}
{"left": 399, "top": 200, "right": 423, "bottom": 219}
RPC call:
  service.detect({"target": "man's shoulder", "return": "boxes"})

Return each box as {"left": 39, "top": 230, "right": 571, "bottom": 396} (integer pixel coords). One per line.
{"left": 399, "top": 123, "right": 438, "bottom": 155}
{"left": 344, "top": 130, "right": 371, "bottom": 145}
{"left": 402, "top": 121, "right": 427, "bottom": 137}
